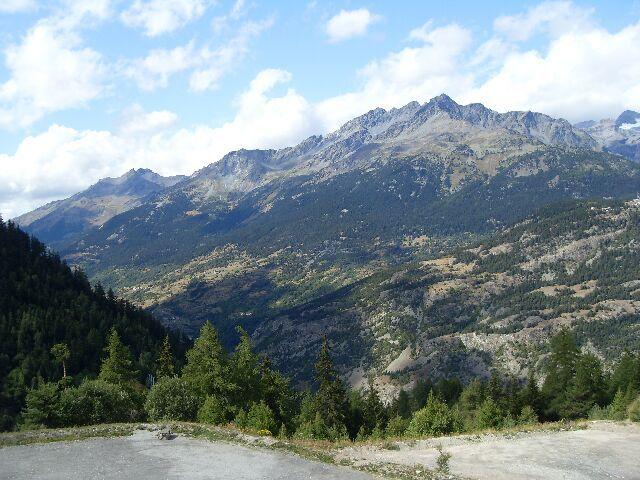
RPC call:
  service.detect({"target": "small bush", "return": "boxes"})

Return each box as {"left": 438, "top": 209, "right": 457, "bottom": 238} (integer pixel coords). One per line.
{"left": 517, "top": 405, "right": 539, "bottom": 425}
{"left": 145, "top": 377, "right": 200, "bottom": 421}
{"left": 435, "top": 445, "right": 451, "bottom": 474}
{"left": 628, "top": 397, "right": 640, "bottom": 422}
{"left": 21, "top": 382, "right": 61, "bottom": 429}
{"left": 385, "top": 415, "right": 409, "bottom": 437}
{"left": 197, "top": 395, "right": 233, "bottom": 425}
{"left": 295, "top": 413, "right": 348, "bottom": 441}
{"left": 245, "top": 401, "right": 277, "bottom": 433}
{"left": 475, "top": 398, "right": 503, "bottom": 430}
{"left": 407, "top": 392, "right": 456, "bottom": 437}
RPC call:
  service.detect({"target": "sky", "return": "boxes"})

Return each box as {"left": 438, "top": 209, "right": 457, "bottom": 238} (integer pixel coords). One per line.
{"left": 1, "top": 0, "right": 639, "bottom": 218}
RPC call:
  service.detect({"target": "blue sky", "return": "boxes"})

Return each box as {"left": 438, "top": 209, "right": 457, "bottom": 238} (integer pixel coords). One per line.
{"left": 1, "top": 0, "right": 639, "bottom": 218}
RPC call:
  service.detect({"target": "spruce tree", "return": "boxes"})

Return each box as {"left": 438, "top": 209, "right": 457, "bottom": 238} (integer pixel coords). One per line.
{"left": 542, "top": 329, "right": 580, "bottom": 419}
{"left": 362, "top": 382, "right": 386, "bottom": 434}
{"left": 563, "top": 353, "right": 606, "bottom": 419}
{"left": 99, "top": 327, "right": 137, "bottom": 385}
{"left": 155, "top": 335, "right": 175, "bottom": 380}
{"left": 394, "top": 389, "right": 412, "bottom": 419}
{"left": 182, "top": 322, "right": 233, "bottom": 398}
{"left": 313, "top": 337, "right": 348, "bottom": 432}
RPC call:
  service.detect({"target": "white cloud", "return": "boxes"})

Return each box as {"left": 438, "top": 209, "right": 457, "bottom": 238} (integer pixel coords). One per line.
{"left": 124, "top": 17, "right": 273, "bottom": 91}
{"left": 119, "top": 105, "right": 178, "bottom": 136}
{"left": 494, "top": 0, "right": 594, "bottom": 41}
{"left": 465, "top": 23, "right": 640, "bottom": 121}
{"left": 0, "top": 125, "right": 127, "bottom": 218}
{"left": 121, "top": 0, "right": 212, "bottom": 37}
{"left": 0, "top": 4, "right": 109, "bottom": 129}
{"left": 0, "top": 0, "right": 37, "bottom": 13}
{"left": 325, "top": 8, "right": 381, "bottom": 43}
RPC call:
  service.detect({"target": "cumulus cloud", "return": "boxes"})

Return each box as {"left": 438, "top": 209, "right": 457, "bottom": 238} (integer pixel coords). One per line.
{"left": 123, "top": 17, "right": 273, "bottom": 91}
{"left": 325, "top": 8, "right": 381, "bottom": 43}
{"left": 121, "top": 0, "right": 212, "bottom": 37}
{"left": 0, "top": 2, "right": 109, "bottom": 129}
{"left": 466, "top": 22, "right": 640, "bottom": 121}
{"left": 317, "top": 22, "right": 474, "bottom": 130}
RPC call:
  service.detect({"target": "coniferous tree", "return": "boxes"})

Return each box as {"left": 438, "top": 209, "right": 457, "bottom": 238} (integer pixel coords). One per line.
{"left": 230, "top": 327, "right": 261, "bottom": 406}
{"left": 313, "top": 337, "right": 348, "bottom": 433}
{"left": 362, "top": 382, "right": 386, "bottom": 434}
{"left": 99, "top": 328, "right": 137, "bottom": 385}
{"left": 155, "top": 335, "right": 175, "bottom": 380}
{"left": 182, "top": 322, "right": 232, "bottom": 398}
{"left": 393, "top": 388, "right": 412, "bottom": 419}
{"left": 519, "top": 370, "right": 542, "bottom": 415}
{"left": 563, "top": 353, "right": 607, "bottom": 419}
{"left": 542, "top": 329, "right": 580, "bottom": 419}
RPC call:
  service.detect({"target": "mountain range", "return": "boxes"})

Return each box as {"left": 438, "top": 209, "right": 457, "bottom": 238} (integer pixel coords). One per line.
{"left": 14, "top": 94, "right": 640, "bottom": 392}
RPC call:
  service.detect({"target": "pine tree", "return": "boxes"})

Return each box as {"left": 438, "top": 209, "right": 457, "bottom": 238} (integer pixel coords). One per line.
{"left": 519, "top": 370, "right": 541, "bottom": 414}
{"left": 99, "top": 327, "right": 137, "bottom": 385}
{"left": 313, "top": 337, "right": 348, "bottom": 431}
{"left": 51, "top": 343, "right": 70, "bottom": 379}
{"left": 155, "top": 335, "right": 175, "bottom": 380}
{"left": 182, "top": 322, "right": 233, "bottom": 398}
{"left": 362, "top": 382, "right": 386, "bottom": 434}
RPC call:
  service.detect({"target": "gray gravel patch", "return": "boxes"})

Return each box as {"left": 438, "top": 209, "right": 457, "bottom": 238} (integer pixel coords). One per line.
{"left": 338, "top": 421, "right": 640, "bottom": 480}
{"left": 0, "top": 430, "right": 374, "bottom": 480}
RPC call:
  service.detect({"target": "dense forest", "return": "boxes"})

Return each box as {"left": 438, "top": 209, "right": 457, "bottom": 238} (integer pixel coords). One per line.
{"left": 0, "top": 217, "right": 188, "bottom": 430}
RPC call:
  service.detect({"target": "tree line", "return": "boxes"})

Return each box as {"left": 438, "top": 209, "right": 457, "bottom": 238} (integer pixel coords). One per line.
{"left": 22, "top": 324, "right": 640, "bottom": 439}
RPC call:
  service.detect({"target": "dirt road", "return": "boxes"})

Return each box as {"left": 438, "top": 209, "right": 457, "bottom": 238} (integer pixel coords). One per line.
{"left": 337, "top": 421, "right": 640, "bottom": 480}
{"left": 0, "top": 430, "right": 373, "bottom": 480}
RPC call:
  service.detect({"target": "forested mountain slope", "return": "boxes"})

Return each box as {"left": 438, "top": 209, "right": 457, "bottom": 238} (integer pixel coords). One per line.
{"left": 0, "top": 218, "right": 187, "bottom": 430}
{"left": 249, "top": 199, "right": 640, "bottom": 395}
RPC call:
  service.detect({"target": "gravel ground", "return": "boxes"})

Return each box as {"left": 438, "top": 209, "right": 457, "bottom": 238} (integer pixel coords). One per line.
{"left": 337, "top": 421, "right": 640, "bottom": 480}
{"left": 0, "top": 430, "right": 373, "bottom": 480}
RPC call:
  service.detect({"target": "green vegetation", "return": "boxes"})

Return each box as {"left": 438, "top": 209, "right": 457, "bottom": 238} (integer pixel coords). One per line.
{"left": 0, "top": 218, "right": 188, "bottom": 431}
